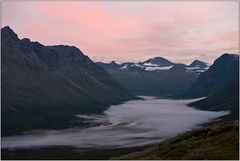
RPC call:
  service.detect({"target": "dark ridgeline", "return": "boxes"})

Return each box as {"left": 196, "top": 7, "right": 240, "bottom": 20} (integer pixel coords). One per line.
{"left": 96, "top": 57, "right": 209, "bottom": 73}
{"left": 187, "top": 53, "right": 239, "bottom": 120}
{"left": 96, "top": 61, "right": 121, "bottom": 71}
{"left": 189, "top": 60, "right": 209, "bottom": 68}
{"left": 185, "top": 53, "right": 239, "bottom": 98}
{"left": 1, "top": 26, "right": 133, "bottom": 136}
{"left": 169, "top": 64, "right": 188, "bottom": 73}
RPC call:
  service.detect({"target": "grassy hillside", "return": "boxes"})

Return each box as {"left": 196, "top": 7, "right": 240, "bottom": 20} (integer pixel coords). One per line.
{"left": 116, "top": 120, "right": 239, "bottom": 160}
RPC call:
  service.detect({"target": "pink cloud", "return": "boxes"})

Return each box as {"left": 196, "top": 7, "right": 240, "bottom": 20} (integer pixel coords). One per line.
{"left": 2, "top": 1, "right": 239, "bottom": 64}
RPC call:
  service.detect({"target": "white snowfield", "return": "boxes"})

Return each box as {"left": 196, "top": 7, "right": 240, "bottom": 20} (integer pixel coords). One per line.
{"left": 134, "top": 64, "right": 144, "bottom": 68}
{"left": 145, "top": 65, "right": 173, "bottom": 71}
{"left": 143, "top": 62, "right": 159, "bottom": 67}
{"left": 120, "top": 65, "right": 128, "bottom": 70}
{"left": 186, "top": 67, "right": 201, "bottom": 70}
{"left": 186, "top": 66, "right": 209, "bottom": 72}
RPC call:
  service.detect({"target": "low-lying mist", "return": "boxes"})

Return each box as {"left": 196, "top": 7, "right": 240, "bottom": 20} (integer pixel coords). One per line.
{"left": 2, "top": 96, "right": 229, "bottom": 149}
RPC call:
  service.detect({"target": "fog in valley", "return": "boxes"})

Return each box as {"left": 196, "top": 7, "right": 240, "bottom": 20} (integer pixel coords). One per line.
{"left": 2, "top": 96, "right": 229, "bottom": 149}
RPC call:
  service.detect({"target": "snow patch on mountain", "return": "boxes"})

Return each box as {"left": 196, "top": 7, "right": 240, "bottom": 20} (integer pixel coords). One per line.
{"left": 120, "top": 65, "right": 128, "bottom": 70}
{"left": 98, "top": 57, "right": 210, "bottom": 74}
{"left": 143, "top": 63, "right": 159, "bottom": 67}
{"left": 135, "top": 64, "right": 144, "bottom": 68}
{"left": 145, "top": 65, "right": 173, "bottom": 71}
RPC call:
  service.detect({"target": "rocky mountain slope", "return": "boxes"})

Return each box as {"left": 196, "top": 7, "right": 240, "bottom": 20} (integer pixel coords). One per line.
{"left": 1, "top": 26, "right": 133, "bottom": 136}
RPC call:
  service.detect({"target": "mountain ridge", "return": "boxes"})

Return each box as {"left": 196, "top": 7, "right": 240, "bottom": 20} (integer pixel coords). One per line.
{"left": 96, "top": 57, "right": 210, "bottom": 74}
{"left": 1, "top": 26, "right": 134, "bottom": 136}
{"left": 184, "top": 53, "right": 239, "bottom": 98}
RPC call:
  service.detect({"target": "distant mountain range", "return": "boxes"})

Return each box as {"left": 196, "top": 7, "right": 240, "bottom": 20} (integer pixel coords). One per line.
{"left": 96, "top": 57, "right": 209, "bottom": 74}
{"left": 96, "top": 54, "right": 238, "bottom": 99}
{"left": 1, "top": 26, "right": 134, "bottom": 136}
{"left": 96, "top": 57, "right": 209, "bottom": 96}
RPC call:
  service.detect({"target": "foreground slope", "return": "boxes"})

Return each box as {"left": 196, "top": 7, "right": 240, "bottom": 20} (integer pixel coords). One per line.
{"left": 1, "top": 26, "right": 133, "bottom": 136}
{"left": 116, "top": 120, "right": 239, "bottom": 160}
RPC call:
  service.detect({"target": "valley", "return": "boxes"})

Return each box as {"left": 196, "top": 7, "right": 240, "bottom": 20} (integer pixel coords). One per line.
{"left": 1, "top": 26, "right": 239, "bottom": 160}
{"left": 1, "top": 97, "right": 231, "bottom": 159}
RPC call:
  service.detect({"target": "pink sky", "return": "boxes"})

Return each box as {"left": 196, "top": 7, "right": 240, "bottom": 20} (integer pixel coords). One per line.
{"left": 2, "top": 1, "right": 239, "bottom": 64}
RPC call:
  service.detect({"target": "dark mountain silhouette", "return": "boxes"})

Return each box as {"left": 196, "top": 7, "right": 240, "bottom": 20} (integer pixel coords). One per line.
{"left": 1, "top": 26, "right": 133, "bottom": 136}
{"left": 184, "top": 53, "right": 239, "bottom": 98}
{"left": 189, "top": 60, "right": 209, "bottom": 68}
{"left": 170, "top": 64, "right": 188, "bottom": 72}
{"left": 109, "top": 71, "right": 198, "bottom": 96}
{"left": 95, "top": 61, "right": 121, "bottom": 71}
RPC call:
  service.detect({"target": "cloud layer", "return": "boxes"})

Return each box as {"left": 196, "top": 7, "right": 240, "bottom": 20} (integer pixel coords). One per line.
{"left": 2, "top": 1, "right": 239, "bottom": 64}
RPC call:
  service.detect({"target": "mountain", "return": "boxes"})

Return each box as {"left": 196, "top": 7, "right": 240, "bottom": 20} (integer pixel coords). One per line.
{"left": 95, "top": 61, "right": 121, "bottom": 71}
{"left": 188, "top": 78, "right": 239, "bottom": 120}
{"left": 186, "top": 60, "right": 209, "bottom": 74}
{"left": 141, "top": 57, "right": 174, "bottom": 66}
{"left": 189, "top": 60, "right": 209, "bottom": 68}
{"left": 170, "top": 64, "right": 188, "bottom": 72}
{"left": 1, "top": 26, "right": 133, "bottom": 136}
{"left": 96, "top": 57, "right": 209, "bottom": 96}
{"left": 96, "top": 58, "right": 209, "bottom": 74}
{"left": 108, "top": 71, "right": 198, "bottom": 96}
{"left": 184, "top": 53, "right": 239, "bottom": 98}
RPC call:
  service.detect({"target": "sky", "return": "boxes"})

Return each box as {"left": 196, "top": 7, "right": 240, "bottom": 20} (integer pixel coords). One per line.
{"left": 2, "top": 1, "right": 239, "bottom": 64}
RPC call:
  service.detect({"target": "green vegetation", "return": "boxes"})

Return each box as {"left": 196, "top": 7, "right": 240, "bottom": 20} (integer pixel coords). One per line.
{"left": 116, "top": 120, "right": 239, "bottom": 160}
